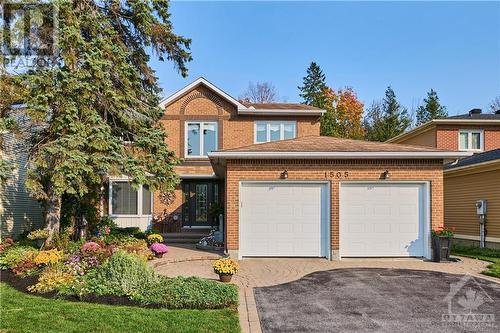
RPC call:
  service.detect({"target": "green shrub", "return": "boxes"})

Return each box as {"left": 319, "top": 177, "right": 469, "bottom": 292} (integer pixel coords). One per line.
{"left": 136, "top": 276, "right": 239, "bottom": 309}
{"left": 85, "top": 250, "right": 162, "bottom": 297}
{"left": 0, "top": 246, "right": 37, "bottom": 270}
{"left": 84, "top": 251, "right": 238, "bottom": 309}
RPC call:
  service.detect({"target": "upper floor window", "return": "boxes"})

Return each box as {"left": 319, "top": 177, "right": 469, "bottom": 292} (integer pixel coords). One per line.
{"left": 110, "top": 181, "right": 151, "bottom": 216}
{"left": 185, "top": 121, "right": 218, "bottom": 157}
{"left": 459, "top": 130, "right": 483, "bottom": 151}
{"left": 255, "top": 121, "right": 296, "bottom": 143}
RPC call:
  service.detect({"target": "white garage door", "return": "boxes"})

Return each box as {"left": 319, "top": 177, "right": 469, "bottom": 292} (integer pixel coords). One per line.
{"left": 340, "top": 183, "right": 426, "bottom": 257}
{"left": 240, "top": 182, "right": 328, "bottom": 257}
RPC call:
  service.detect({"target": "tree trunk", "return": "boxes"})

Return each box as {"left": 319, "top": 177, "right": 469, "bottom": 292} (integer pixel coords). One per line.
{"left": 45, "top": 183, "right": 62, "bottom": 245}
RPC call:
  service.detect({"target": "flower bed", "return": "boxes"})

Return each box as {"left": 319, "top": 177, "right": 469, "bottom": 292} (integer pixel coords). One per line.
{"left": 0, "top": 229, "right": 238, "bottom": 310}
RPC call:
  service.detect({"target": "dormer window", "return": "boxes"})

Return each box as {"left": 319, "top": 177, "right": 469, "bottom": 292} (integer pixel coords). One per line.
{"left": 459, "top": 130, "right": 483, "bottom": 151}
{"left": 185, "top": 121, "right": 218, "bottom": 157}
{"left": 255, "top": 121, "right": 296, "bottom": 143}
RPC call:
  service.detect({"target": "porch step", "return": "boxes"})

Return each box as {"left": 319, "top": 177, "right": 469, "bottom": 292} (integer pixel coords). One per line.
{"left": 162, "top": 232, "right": 210, "bottom": 244}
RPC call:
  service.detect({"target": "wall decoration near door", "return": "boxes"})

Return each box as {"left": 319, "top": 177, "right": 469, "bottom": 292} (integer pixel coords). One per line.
{"left": 182, "top": 181, "right": 220, "bottom": 228}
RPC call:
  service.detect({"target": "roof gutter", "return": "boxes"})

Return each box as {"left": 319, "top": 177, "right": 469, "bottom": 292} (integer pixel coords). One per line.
{"left": 237, "top": 109, "right": 326, "bottom": 116}
{"left": 209, "top": 151, "right": 473, "bottom": 159}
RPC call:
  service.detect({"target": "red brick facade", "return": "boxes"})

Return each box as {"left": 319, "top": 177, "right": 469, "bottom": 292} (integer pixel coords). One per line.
{"left": 224, "top": 159, "right": 444, "bottom": 252}
{"left": 155, "top": 84, "right": 321, "bottom": 228}
{"left": 435, "top": 125, "right": 500, "bottom": 151}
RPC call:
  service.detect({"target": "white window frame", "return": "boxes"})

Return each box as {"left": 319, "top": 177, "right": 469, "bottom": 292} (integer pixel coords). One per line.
{"left": 254, "top": 121, "right": 297, "bottom": 143}
{"left": 458, "top": 129, "right": 484, "bottom": 152}
{"left": 185, "top": 121, "right": 218, "bottom": 158}
{"left": 108, "top": 179, "right": 153, "bottom": 217}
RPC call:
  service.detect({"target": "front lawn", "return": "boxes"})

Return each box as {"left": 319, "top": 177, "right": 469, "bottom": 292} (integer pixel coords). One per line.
{"left": 0, "top": 283, "right": 240, "bottom": 333}
{"left": 451, "top": 244, "right": 500, "bottom": 278}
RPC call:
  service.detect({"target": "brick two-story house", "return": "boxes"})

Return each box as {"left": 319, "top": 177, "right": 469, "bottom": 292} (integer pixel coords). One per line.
{"left": 388, "top": 109, "right": 500, "bottom": 248}
{"left": 108, "top": 77, "right": 469, "bottom": 260}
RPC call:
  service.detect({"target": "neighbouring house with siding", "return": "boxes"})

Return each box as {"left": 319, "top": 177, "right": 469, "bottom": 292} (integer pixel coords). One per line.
{"left": 388, "top": 109, "right": 500, "bottom": 248}
{"left": 1, "top": 115, "right": 44, "bottom": 239}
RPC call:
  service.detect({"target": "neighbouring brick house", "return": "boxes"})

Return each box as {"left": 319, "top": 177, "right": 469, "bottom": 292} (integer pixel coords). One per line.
{"left": 109, "top": 77, "right": 469, "bottom": 259}
{"left": 388, "top": 109, "right": 500, "bottom": 248}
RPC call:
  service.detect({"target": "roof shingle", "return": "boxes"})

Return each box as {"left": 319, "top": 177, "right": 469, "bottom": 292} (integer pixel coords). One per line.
{"left": 445, "top": 149, "right": 500, "bottom": 170}
{"left": 219, "top": 135, "right": 453, "bottom": 153}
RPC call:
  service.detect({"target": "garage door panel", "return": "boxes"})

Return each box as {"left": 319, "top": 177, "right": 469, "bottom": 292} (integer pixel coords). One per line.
{"left": 340, "top": 183, "right": 425, "bottom": 257}
{"left": 241, "top": 183, "right": 326, "bottom": 257}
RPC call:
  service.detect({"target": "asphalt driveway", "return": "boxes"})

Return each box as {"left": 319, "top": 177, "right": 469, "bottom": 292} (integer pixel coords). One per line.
{"left": 254, "top": 268, "right": 500, "bottom": 333}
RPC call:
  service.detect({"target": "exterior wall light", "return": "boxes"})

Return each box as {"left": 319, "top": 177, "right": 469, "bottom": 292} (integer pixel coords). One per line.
{"left": 381, "top": 170, "right": 391, "bottom": 180}
{"left": 280, "top": 170, "right": 288, "bottom": 179}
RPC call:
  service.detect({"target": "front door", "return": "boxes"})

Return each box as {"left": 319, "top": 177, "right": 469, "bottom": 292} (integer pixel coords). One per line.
{"left": 182, "top": 181, "right": 220, "bottom": 227}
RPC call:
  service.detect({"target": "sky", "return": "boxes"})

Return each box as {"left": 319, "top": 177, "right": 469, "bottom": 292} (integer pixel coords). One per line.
{"left": 150, "top": 1, "right": 500, "bottom": 116}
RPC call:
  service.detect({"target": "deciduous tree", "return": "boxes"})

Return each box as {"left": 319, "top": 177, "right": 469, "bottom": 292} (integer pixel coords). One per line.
{"left": 320, "top": 87, "right": 364, "bottom": 139}
{"left": 489, "top": 96, "right": 500, "bottom": 113}
{"left": 240, "top": 81, "right": 277, "bottom": 103}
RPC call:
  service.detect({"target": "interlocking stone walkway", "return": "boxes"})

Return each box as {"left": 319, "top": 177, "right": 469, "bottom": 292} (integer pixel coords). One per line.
{"left": 154, "top": 245, "right": 496, "bottom": 333}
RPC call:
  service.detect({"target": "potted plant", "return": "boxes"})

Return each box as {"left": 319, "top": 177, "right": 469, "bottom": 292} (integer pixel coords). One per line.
{"left": 213, "top": 258, "right": 239, "bottom": 282}
{"left": 27, "top": 229, "right": 50, "bottom": 247}
{"left": 147, "top": 233, "right": 164, "bottom": 246}
{"left": 150, "top": 242, "right": 168, "bottom": 258}
{"left": 431, "top": 226, "right": 455, "bottom": 262}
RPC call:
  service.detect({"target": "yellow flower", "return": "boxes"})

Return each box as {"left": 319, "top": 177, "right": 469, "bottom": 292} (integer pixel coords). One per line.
{"left": 213, "top": 258, "right": 239, "bottom": 275}
{"left": 28, "top": 267, "right": 75, "bottom": 293}
{"left": 34, "top": 249, "right": 63, "bottom": 266}
{"left": 147, "top": 234, "right": 164, "bottom": 244}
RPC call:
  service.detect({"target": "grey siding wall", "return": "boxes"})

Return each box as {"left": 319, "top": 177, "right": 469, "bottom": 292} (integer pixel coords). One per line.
{"left": 1, "top": 131, "right": 44, "bottom": 239}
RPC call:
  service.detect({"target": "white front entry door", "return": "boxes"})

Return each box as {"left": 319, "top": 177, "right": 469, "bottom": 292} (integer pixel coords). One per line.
{"left": 340, "top": 183, "right": 426, "bottom": 257}
{"left": 240, "top": 182, "right": 328, "bottom": 257}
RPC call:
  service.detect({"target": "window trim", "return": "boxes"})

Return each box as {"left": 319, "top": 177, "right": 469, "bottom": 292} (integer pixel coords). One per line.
{"left": 108, "top": 179, "right": 153, "bottom": 217}
{"left": 185, "top": 121, "right": 218, "bottom": 158}
{"left": 458, "top": 129, "right": 484, "bottom": 152}
{"left": 254, "top": 121, "right": 297, "bottom": 143}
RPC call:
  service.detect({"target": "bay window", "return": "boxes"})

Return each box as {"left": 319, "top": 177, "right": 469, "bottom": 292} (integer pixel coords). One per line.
{"left": 255, "top": 121, "right": 296, "bottom": 143}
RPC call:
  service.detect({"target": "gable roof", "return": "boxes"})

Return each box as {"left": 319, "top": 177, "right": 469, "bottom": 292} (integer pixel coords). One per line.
{"left": 158, "top": 77, "right": 247, "bottom": 110}
{"left": 158, "top": 77, "right": 325, "bottom": 116}
{"left": 209, "top": 135, "right": 471, "bottom": 159}
{"left": 445, "top": 148, "right": 500, "bottom": 171}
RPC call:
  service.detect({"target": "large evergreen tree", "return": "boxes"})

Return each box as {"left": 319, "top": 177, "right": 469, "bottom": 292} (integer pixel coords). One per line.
{"left": 298, "top": 62, "right": 327, "bottom": 107}
{"left": 415, "top": 89, "right": 447, "bottom": 125}
{"left": 364, "top": 87, "right": 411, "bottom": 142}
{"left": 3, "top": 0, "right": 192, "bottom": 242}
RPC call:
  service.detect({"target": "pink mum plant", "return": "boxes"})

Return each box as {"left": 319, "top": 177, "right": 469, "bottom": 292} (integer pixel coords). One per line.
{"left": 82, "top": 241, "right": 101, "bottom": 252}
{"left": 150, "top": 242, "right": 168, "bottom": 255}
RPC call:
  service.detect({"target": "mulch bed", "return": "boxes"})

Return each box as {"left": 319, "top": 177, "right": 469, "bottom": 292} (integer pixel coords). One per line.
{"left": 0, "top": 270, "right": 163, "bottom": 309}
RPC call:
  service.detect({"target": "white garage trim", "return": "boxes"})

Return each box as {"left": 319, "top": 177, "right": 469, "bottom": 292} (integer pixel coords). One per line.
{"left": 238, "top": 181, "right": 331, "bottom": 260}
{"left": 339, "top": 181, "right": 431, "bottom": 260}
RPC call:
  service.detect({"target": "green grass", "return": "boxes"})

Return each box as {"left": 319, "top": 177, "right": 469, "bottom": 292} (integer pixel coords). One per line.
{"left": 451, "top": 244, "right": 500, "bottom": 278}
{"left": 0, "top": 283, "right": 240, "bottom": 333}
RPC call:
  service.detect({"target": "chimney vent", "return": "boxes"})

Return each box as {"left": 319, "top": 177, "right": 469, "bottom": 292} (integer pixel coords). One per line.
{"left": 469, "top": 108, "right": 482, "bottom": 116}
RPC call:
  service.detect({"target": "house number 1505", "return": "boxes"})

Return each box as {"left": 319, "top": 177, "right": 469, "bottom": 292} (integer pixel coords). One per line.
{"left": 325, "top": 171, "right": 349, "bottom": 178}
